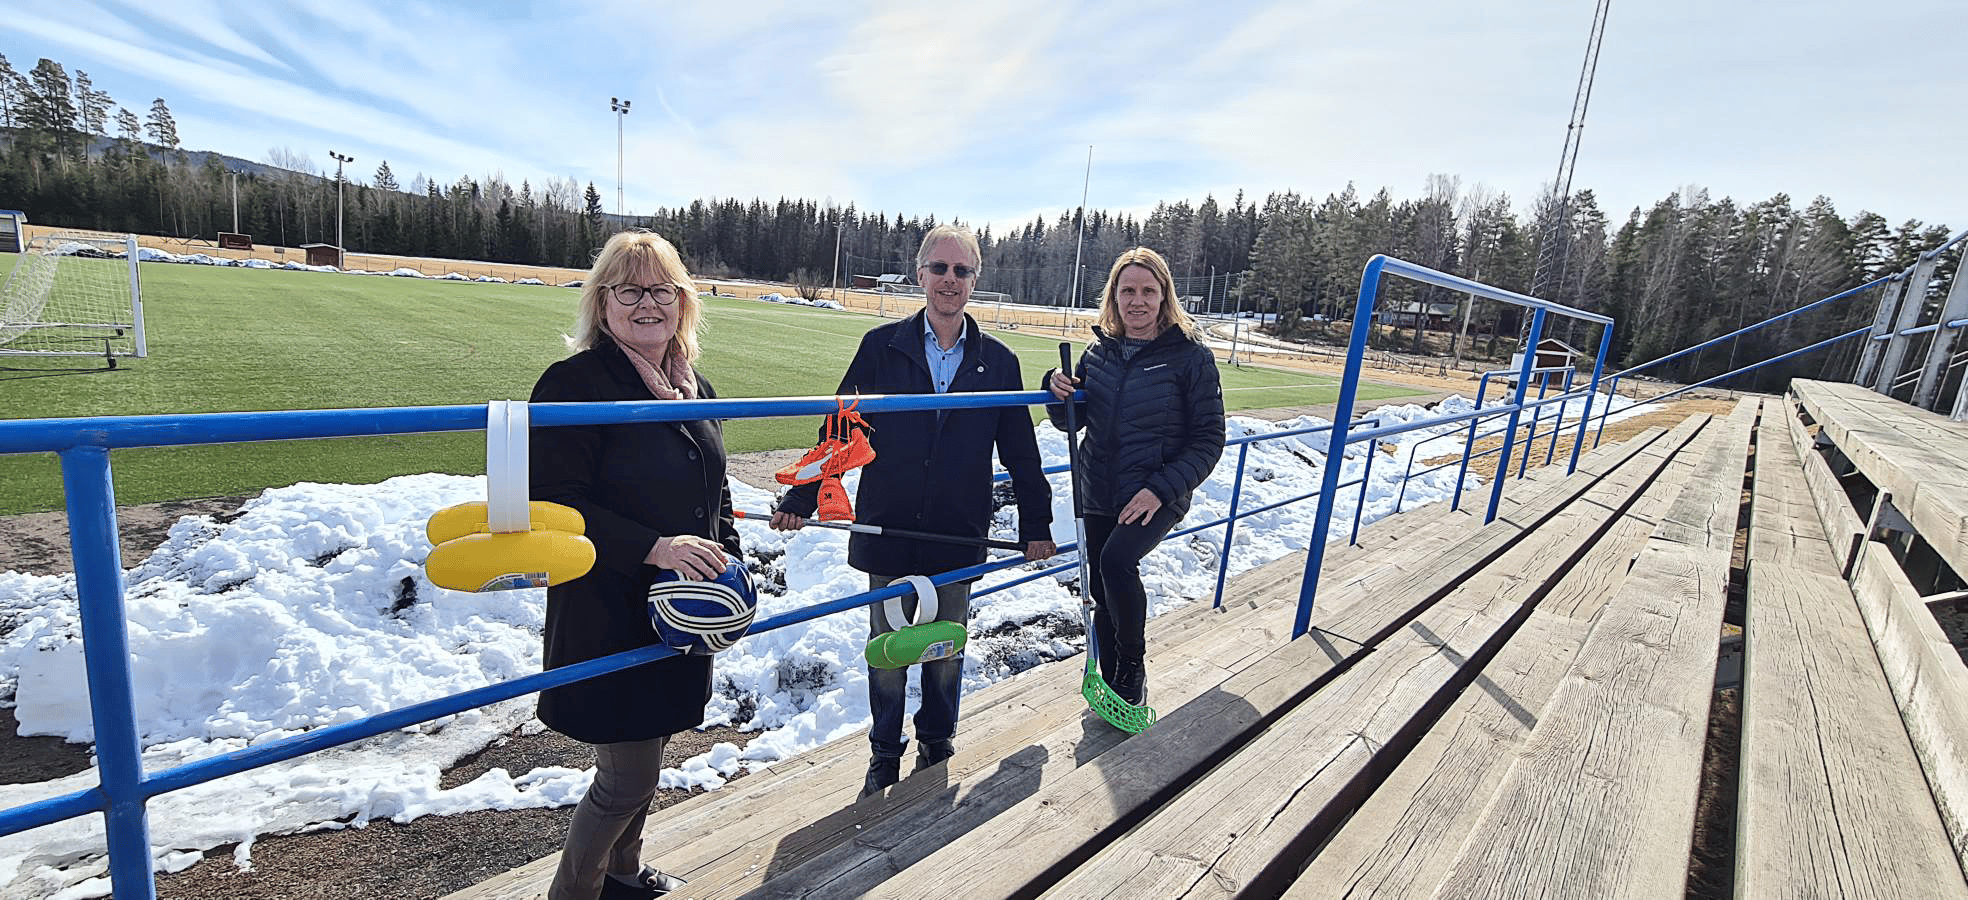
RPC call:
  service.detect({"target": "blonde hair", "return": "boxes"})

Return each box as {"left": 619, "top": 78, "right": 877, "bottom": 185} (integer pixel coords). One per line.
{"left": 916, "top": 224, "right": 981, "bottom": 270}
{"left": 1095, "top": 247, "right": 1197, "bottom": 340}
{"left": 568, "top": 230, "right": 704, "bottom": 361}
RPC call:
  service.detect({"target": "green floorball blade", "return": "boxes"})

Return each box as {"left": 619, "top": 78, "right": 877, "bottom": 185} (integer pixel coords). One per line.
{"left": 1083, "top": 671, "right": 1157, "bottom": 734}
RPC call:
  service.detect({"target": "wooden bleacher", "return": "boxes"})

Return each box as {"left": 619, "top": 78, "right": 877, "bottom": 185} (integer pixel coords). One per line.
{"left": 451, "top": 383, "right": 1968, "bottom": 899}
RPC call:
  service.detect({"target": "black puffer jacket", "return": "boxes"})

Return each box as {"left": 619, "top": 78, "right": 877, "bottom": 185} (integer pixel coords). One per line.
{"left": 528, "top": 333, "right": 739, "bottom": 744}
{"left": 1048, "top": 326, "right": 1226, "bottom": 519}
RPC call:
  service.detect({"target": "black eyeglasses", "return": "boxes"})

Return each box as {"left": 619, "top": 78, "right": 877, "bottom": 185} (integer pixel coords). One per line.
{"left": 920, "top": 261, "right": 978, "bottom": 279}
{"left": 609, "top": 283, "right": 680, "bottom": 306}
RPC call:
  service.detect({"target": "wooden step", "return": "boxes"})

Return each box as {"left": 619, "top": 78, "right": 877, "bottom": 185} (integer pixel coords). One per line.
{"left": 1737, "top": 414, "right": 1968, "bottom": 898}
{"left": 1418, "top": 399, "right": 1757, "bottom": 899}
{"left": 1285, "top": 412, "right": 1715, "bottom": 898}
{"left": 867, "top": 416, "right": 1712, "bottom": 899}
{"left": 440, "top": 423, "right": 1687, "bottom": 900}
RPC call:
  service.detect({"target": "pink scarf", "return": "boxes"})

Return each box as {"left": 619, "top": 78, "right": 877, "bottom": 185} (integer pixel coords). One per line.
{"left": 614, "top": 337, "right": 697, "bottom": 400}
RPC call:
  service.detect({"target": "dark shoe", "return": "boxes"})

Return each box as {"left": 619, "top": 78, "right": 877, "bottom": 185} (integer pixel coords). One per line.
{"left": 600, "top": 866, "right": 687, "bottom": 899}
{"left": 860, "top": 756, "right": 901, "bottom": 798}
{"left": 1111, "top": 659, "right": 1147, "bottom": 707}
{"left": 914, "top": 739, "right": 955, "bottom": 772}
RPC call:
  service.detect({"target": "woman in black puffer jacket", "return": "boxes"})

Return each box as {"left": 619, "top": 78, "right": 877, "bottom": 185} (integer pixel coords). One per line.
{"left": 1047, "top": 247, "right": 1225, "bottom": 707}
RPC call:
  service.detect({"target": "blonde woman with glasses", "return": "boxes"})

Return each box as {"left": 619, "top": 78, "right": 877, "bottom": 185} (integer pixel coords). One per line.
{"left": 530, "top": 230, "right": 738, "bottom": 899}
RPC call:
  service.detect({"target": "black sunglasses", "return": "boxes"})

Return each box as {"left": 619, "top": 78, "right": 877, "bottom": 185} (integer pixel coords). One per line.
{"left": 920, "top": 261, "right": 977, "bottom": 279}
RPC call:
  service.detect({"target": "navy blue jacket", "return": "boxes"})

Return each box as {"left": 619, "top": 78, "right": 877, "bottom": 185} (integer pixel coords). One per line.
{"left": 1048, "top": 326, "right": 1225, "bottom": 519}
{"left": 529, "top": 333, "right": 739, "bottom": 744}
{"left": 777, "top": 310, "right": 1052, "bottom": 576}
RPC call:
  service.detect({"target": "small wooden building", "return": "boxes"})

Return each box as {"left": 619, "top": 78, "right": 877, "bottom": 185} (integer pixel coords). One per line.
{"left": 299, "top": 243, "right": 343, "bottom": 268}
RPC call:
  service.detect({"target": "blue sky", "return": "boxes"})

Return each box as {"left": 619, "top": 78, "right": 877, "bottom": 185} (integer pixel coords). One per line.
{"left": 4, "top": 0, "right": 1964, "bottom": 235}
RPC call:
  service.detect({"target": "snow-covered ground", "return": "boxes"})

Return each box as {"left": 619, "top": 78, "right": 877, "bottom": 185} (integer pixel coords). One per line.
{"left": 0, "top": 392, "right": 1648, "bottom": 898}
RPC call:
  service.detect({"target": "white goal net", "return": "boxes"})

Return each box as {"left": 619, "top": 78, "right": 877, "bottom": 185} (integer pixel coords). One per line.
{"left": 0, "top": 232, "right": 147, "bottom": 360}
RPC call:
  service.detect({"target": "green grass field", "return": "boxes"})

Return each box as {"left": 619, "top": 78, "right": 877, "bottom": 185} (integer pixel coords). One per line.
{"left": 0, "top": 260, "right": 1418, "bottom": 514}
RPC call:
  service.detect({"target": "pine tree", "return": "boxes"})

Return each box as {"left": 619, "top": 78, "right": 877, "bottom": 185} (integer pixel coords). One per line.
{"left": 74, "top": 70, "right": 111, "bottom": 135}
{"left": 114, "top": 107, "right": 142, "bottom": 142}
{"left": 145, "top": 98, "right": 179, "bottom": 148}
{"left": 0, "top": 54, "right": 23, "bottom": 128}
{"left": 373, "top": 160, "right": 399, "bottom": 192}
{"left": 584, "top": 182, "right": 604, "bottom": 225}
{"left": 23, "top": 58, "right": 77, "bottom": 133}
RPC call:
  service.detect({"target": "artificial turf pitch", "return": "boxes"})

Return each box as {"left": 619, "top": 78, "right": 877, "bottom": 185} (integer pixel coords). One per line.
{"left": 0, "top": 259, "right": 1419, "bottom": 514}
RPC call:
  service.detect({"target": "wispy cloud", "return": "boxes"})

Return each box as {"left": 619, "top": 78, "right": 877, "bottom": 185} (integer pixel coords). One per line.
{"left": 3, "top": 0, "right": 1963, "bottom": 231}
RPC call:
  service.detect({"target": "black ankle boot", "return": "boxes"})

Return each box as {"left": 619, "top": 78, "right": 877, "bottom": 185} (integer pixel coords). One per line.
{"left": 915, "top": 739, "right": 955, "bottom": 772}
{"left": 1111, "top": 659, "right": 1147, "bottom": 706}
{"left": 860, "top": 756, "right": 901, "bottom": 798}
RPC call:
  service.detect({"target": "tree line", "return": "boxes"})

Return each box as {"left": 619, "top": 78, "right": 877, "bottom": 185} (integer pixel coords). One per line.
{"left": 0, "top": 53, "right": 1955, "bottom": 389}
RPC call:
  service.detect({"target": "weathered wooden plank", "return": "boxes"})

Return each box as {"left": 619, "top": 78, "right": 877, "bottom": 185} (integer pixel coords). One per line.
{"left": 1027, "top": 427, "right": 1710, "bottom": 900}
{"left": 1284, "top": 417, "right": 1711, "bottom": 898}
{"left": 1738, "top": 420, "right": 1968, "bottom": 899}
{"left": 1428, "top": 538, "right": 1732, "bottom": 900}
{"left": 1653, "top": 400, "right": 1755, "bottom": 550}
{"left": 1850, "top": 542, "right": 1968, "bottom": 875}
{"left": 1789, "top": 379, "right": 1968, "bottom": 597}
{"left": 1784, "top": 393, "right": 1868, "bottom": 556}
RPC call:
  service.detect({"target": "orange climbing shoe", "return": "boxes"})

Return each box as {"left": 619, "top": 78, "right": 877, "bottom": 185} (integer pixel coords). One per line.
{"left": 815, "top": 475, "right": 856, "bottom": 521}
{"left": 777, "top": 397, "right": 876, "bottom": 485}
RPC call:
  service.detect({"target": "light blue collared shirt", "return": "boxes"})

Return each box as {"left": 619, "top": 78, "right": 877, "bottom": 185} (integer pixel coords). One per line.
{"left": 923, "top": 318, "right": 968, "bottom": 394}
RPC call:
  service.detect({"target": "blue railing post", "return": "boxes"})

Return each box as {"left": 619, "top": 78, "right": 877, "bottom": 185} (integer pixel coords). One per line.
{"left": 1545, "top": 368, "right": 1577, "bottom": 466}
{"left": 60, "top": 446, "right": 157, "bottom": 900}
{"left": 1212, "top": 442, "right": 1252, "bottom": 609}
{"left": 1451, "top": 373, "right": 1497, "bottom": 511}
{"left": 1518, "top": 369, "right": 1554, "bottom": 479}
{"left": 1294, "top": 256, "right": 1385, "bottom": 639}
{"left": 1571, "top": 325, "right": 1613, "bottom": 471}
{"left": 1488, "top": 309, "right": 1547, "bottom": 523}
{"left": 1352, "top": 430, "right": 1378, "bottom": 546}
{"left": 1593, "top": 372, "right": 1620, "bottom": 448}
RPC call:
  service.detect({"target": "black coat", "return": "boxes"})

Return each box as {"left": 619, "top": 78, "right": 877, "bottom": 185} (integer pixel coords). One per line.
{"left": 777, "top": 310, "right": 1052, "bottom": 576}
{"left": 1048, "top": 326, "right": 1226, "bottom": 519}
{"left": 528, "top": 333, "right": 740, "bottom": 744}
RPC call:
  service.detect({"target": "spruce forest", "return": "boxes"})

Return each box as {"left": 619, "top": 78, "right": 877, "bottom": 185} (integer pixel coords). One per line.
{"left": 0, "top": 53, "right": 1956, "bottom": 390}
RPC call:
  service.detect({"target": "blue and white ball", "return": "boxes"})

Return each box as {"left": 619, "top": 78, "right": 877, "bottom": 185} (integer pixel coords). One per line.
{"left": 648, "top": 563, "right": 758, "bottom": 654}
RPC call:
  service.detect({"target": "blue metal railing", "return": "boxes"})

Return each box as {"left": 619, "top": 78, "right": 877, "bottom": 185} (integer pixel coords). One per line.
{"left": 1584, "top": 276, "right": 1896, "bottom": 446}
{"left": 0, "top": 382, "right": 1454, "bottom": 898}
{"left": 1292, "top": 255, "right": 1614, "bottom": 639}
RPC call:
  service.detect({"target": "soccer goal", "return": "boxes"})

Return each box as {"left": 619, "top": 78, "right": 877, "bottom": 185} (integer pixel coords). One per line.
{"left": 0, "top": 232, "right": 147, "bottom": 364}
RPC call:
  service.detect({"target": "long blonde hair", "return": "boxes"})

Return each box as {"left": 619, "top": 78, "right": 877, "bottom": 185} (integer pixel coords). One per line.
{"left": 568, "top": 230, "right": 703, "bottom": 361}
{"left": 1095, "top": 247, "right": 1197, "bottom": 340}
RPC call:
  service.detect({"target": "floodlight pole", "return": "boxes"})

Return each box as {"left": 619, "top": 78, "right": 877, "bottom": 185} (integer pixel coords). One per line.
{"left": 611, "top": 97, "right": 632, "bottom": 218}
{"left": 329, "top": 151, "right": 353, "bottom": 268}
{"left": 229, "top": 171, "right": 239, "bottom": 233}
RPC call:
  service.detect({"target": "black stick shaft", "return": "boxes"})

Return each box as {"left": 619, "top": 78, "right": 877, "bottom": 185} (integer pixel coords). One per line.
{"left": 1060, "top": 342, "right": 1099, "bottom": 675}
{"left": 735, "top": 510, "right": 1024, "bottom": 552}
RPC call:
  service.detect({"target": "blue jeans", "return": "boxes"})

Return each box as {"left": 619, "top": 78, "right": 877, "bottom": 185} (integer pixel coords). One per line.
{"left": 866, "top": 573, "right": 972, "bottom": 761}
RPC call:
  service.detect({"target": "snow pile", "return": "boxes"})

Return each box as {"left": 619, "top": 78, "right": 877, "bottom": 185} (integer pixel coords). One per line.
{"left": 754, "top": 292, "right": 846, "bottom": 311}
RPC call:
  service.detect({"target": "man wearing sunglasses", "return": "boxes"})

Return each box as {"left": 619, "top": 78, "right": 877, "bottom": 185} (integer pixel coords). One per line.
{"left": 772, "top": 223, "right": 1057, "bottom": 798}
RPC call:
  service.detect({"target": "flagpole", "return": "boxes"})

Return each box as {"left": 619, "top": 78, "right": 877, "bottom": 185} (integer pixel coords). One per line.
{"left": 1063, "top": 145, "right": 1093, "bottom": 335}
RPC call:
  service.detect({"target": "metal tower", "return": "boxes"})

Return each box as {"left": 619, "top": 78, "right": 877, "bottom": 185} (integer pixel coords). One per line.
{"left": 1529, "top": 0, "right": 1613, "bottom": 305}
